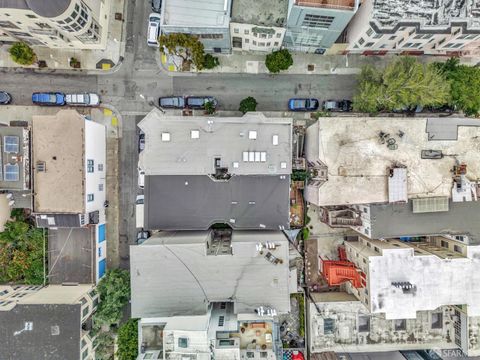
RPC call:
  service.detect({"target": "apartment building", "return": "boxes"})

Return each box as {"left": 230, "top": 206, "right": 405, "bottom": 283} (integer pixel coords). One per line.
{"left": 32, "top": 110, "right": 107, "bottom": 282}
{"left": 160, "top": 0, "right": 232, "bottom": 53}
{"left": 230, "top": 0, "right": 287, "bottom": 52}
{"left": 138, "top": 110, "right": 292, "bottom": 231}
{"left": 346, "top": 0, "right": 480, "bottom": 55}
{"left": 284, "top": 0, "right": 360, "bottom": 53}
{"left": 0, "top": 284, "right": 99, "bottom": 360}
{"left": 131, "top": 230, "right": 293, "bottom": 360}
{"left": 0, "top": 0, "right": 109, "bottom": 49}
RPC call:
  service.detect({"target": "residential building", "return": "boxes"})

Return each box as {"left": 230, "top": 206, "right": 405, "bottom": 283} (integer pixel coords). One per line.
{"left": 130, "top": 230, "right": 292, "bottom": 318}
{"left": 137, "top": 303, "right": 282, "bottom": 360}
{"left": 230, "top": 0, "right": 288, "bottom": 52}
{"left": 132, "top": 231, "right": 292, "bottom": 360}
{"left": 346, "top": 0, "right": 480, "bottom": 55}
{"left": 32, "top": 110, "right": 107, "bottom": 282}
{"left": 315, "top": 236, "right": 480, "bottom": 356}
{"left": 0, "top": 0, "right": 109, "bottom": 49}
{"left": 160, "top": 0, "right": 232, "bottom": 53}
{"left": 304, "top": 117, "right": 480, "bottom": 207}
{"left": 138, "top": 110, "right": 292, "bottom": 231}
{"left": 0, "top": 284, "right": 99, "bottom": 360}
{"left": 284, "top": 0, "right": 360, "bottom": 53}
{"left": 308, "top": 293, "right": 458, "bottom": 354}
{"left": 0, "top": 123, "right": 30, "bottom": 191}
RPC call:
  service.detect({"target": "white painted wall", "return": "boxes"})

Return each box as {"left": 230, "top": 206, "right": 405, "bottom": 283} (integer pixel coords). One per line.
{"left": 230, "top": 23, "right": 285, "bottom": 52}
{"left": 84, "top": 119, "right": 106, "bottom": 214}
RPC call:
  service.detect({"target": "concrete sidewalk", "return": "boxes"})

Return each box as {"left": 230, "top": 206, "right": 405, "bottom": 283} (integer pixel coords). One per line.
{"left": 159, "top": 51, "right": 480, "bottom": 76}
{"left": 0, "top": 0, "right": 126, "bottom": 73}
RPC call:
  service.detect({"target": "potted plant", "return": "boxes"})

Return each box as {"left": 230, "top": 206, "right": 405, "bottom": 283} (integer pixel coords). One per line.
{"left": 69, "top": 57, "right": 81, "bottom": 68}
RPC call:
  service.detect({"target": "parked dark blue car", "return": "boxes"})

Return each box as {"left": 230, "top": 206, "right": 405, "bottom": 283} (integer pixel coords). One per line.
{"left": 32, "top": 92, "right": 66, "bottom": 106}
{"left": 288, "top": 98, "right": 319, "bottom": 111}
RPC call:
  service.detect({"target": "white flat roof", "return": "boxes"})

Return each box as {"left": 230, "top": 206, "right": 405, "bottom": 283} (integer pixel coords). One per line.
{"left": 362, "top": 246, "right": 480, "bottom": 319}
{"left": 305, "top": 117, "right": 480, "bottom": 206}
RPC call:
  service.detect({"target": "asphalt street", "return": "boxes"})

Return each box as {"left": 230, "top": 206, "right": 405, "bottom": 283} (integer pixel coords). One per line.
{"left": 0, "top": 0, "right": 358, "bottom": 268}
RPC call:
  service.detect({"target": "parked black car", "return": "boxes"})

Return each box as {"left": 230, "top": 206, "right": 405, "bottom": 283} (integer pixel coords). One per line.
{"left": 151, "top": 0, "right": 161, "bottom": 12}
{"left": 138, "top": 131, "right": 145, "bottom": 153}
{"left": 322, "top": 99, "right": 352, "bottom": 112}
{"left": 0, "top": 91, "right": 11, "bottom": 105}
{"left": 186, "top": 96, "right": 218, "bottom": 109}
{"left": 159, "top": 96, "right": 185, "bottom": 109}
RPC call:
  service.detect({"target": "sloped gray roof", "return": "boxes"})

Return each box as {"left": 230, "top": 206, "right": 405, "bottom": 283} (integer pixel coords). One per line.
{"left": 130, "top": 231, "right": 291, "bottom": 318}
{"left": 0, "top": 304, "right": 81, "bottom": 360}
{"left": 144, "top": 175, "right": 290, "bottom": 230}
{"left": 370, "top": 200, "right": 480, "bottom": 244}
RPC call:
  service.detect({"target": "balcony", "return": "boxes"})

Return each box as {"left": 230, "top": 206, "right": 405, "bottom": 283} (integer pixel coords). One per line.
{"left": 294, "top": 0, "right": 356, "bottom": 10}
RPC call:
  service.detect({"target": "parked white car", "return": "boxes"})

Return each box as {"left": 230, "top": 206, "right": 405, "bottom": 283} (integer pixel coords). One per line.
{"left": 65, "top": 93, "right": 100, "bottom": 106}
{"left": 147, "top": 13, "right": 161, "bottom": 47}
{"left": 138, "top": 168, "right": 145, "bottom": 189}
{"left": 136, "top": 195, "right": 144, "bottom": 229}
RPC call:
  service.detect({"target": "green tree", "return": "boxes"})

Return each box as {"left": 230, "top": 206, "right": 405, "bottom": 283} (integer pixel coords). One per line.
{"left": 434, "top": 57, "right": 480, "bottom": 116}
{"left": 117, "top": 319, "right": 139, "bottom": 360}
{"left": 353, "top": 57, "right": 450, "bottom": 113}
{"left": 204, "top": 100, "right": 216, "bottom": 115}
{"left": 94, "top": 269, "right": 130, "bottom": 326}
{"left": 93, "top": 331, "right": 115, "bottom": 360}
{"left": 159, "top": 33, "right": 205, "bottom": 70}
{"left": 9, "top": 42, "right": 36, "bottom": 65}
{"left": 265, "top": 49, "right": 293, "bottom": 73}
{"left": 203, "top": 53, "right": 219, "bottom": 69}
{"left": 0, "top": 215, "right": 45, "bottom": 284}
{"left": 239, "top": 96, "right": 258, "bottom": 113}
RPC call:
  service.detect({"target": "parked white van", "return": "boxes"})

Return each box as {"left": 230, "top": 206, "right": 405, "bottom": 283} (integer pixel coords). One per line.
{"left": 147, "top": 13, "right": 161, "bottom": 47}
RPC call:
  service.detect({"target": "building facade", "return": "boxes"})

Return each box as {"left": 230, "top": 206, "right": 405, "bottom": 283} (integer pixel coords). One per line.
{"left": 0, "top": 0, "right": 109, "bottom": 49}
{"left": 230, "top": 0, "right": 287, "bottom": 53}
{"left": 160, "top": 0, "right": 232, "bottom": 54}
{"left": 284, "top": 0, "right": 360, "bottom": 53}
{"left": 346, "top": 0, "right": 480, "bottom": 56}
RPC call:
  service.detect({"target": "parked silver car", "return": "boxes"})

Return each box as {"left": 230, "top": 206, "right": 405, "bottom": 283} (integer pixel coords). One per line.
{"left": 65, "top": 93, "right": 100, "bottom": 106}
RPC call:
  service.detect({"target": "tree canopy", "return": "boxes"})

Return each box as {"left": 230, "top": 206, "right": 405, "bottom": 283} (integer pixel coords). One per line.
{"left": 353, "top": 57, "right": 450, "bottom": 113}
{"left": 94, "top": 269, "right": 130, "bottom": 326}
{"left": 159, "top": 33, "right": 205, "bottom": 70}
{"left": 434, "top": 57, "right": 480, "bottom": 116}
{"left": 117, "top": 319, "right": 139, "bottom": 360}
{"left": 203, "top": 53, "right": 219, "bottom": 69}
{"left": 239, "top": 96, "right": 258, "bottom": 113}
{"left": 0, "top": 213, "right": 45, "bottom": 284}
{"left": 265, "top": 49, "right": 293, "bottom": 73}
{"left": 9, "top": 42, "right": 36, "bottom": 65}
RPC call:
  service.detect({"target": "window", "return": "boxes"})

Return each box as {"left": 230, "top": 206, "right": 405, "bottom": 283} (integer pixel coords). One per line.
{"left": 267, "top": 42, "right": 271, "bottom": 46}
{"left": 87, "top": 159, "right": 94, "bottom": 173}
{"left": 0, "top": 21, "right": 19, "bottom": 29}
{"left": 178, "top": 337, "right": 188, "bottom": 348}
{"left": 252, "top": 40, "right": 257, "bottom": 45}
{"left": 244, "top": 29, "right": 249, "bottom": 35}
{"left": 431, "top": 312, "right": 443, "bottom": 329}
{"left": 389, "top": 35, "right": 396, "bottom": 40}
{"left": 218, "top": 315, "right": 225, "bottom": 326}
{"left": 365, "top": 42, "right": 374, "bottom": 47}
{"left": 366, "top": 28, "right": 373, "bottom": 36}
{"left": 441, "top": 240, "right": 449, "bottom": 248}
{"left": 87, "top": 194, "right": 94, "bottom": 202}
{"left": 394, "top": 319, "right": 406, "bottom": 331}
{"left": 276, "top": 33, "right": 281, "bottom": 38}
{"left": 26, "top": 14, "right": 37, "bottom": 18}
{"left": 245, "top": 38, "right": 249, "bottom": 43}
{"left": 98, "top": 163, "right": 104, "bottom": 171}
{"left": 274, "top": 42, "right": 279, "bottom": 46}
{"left": 98, "top": 247, "right": 102, "bottom": 257}
{"left": 454, "top": 245, "right": 462, "bottom": 253}
{"left": 302, "top": 14, "right": 335, "bottom": 29}
{"left": 358, "top": 315, "right": 370, "bottom": 332}
{"left": 358, "top": 37, "right": 365, "bottom": 45}
{"left": 324, "top": 318, "right": 335, "bottom": 334}
{"left": 220, "top": 302, "right": 227, "bottom": 309}
{"left": 374, "top": 246, "right": 380, "bottom": 253}
{"left": 234, "top": 28, "right": 239, "bottom": 34}
{"left": 82, "top": 349, "right": 89, "bottom": 360}
{"left": 82, "top": 306, "right": 89, "bottom": 318}
{"left": 98, "top": 184, "right": 104, "bottom": 191}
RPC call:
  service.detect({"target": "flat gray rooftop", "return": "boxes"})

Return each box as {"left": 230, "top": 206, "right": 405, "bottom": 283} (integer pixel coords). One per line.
{"left": 144, "top": 174, "right": 290, "bottom": 230}
{"left": 372, "top": 0, "right": 480, "bottom": 27}
{"left": 138, "top": 110, "right": 292, "bottom": 176}
{"left": 163, "top": 0, "right": 231, "bottom": 27}
{"left": 130, "top": 230, "right": 291, "bottom": 318}
{"left": 231, "top": 0, "right": 287, "bottom": 26}
{"left": 0, "top": 303, "right": 81, "bottom": 360}
{"left": 47, "top": 227, "right": 95, "bottom": 284}
{"left": 370, "top": 200, "right": 480, "bottom": 244}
